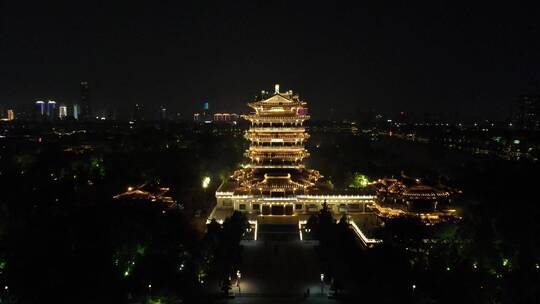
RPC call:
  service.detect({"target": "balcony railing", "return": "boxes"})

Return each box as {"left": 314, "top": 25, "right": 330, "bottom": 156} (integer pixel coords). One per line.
{"left": 244, "top": 115, "right": 310, "bottom": 122}
{"left": 247, "top": 164, "right": 305, "bottom": 169}
{"left": 248, "top": 127, "right": 306, "bottom": 132}
{"left": 245, "top": 152, "right": 310, "bottom": 159}
{"left": 245, "top": 132, "right": 308, "bottom": 139}
{"left": 248, "top": 146, "right": 305, "bottom": 151}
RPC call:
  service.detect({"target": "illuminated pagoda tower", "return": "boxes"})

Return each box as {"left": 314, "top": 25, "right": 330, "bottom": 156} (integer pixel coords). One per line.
{"left": 214, "top": 84, "right": 375, "bottom": 217}
{"left": 211, "top": 84, "right": 456, "bottom": 238}
{"left": 238, "top": 84, "right": 322, "bottom": 196}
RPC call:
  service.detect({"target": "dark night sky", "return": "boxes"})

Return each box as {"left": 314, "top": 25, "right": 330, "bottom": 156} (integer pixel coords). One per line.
{"left": 1, "top": 1, "right": 539, "bottom": 120}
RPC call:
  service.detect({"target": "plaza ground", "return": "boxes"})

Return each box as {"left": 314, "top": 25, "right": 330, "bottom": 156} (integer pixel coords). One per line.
{"left": 203, "top": 213, "right": 379, "bottom": 303}
{"left": 222, "top": 222, "right": 339, "bottom": 303}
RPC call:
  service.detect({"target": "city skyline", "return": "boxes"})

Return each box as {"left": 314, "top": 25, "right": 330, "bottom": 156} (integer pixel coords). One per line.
{"left": 1, "top": 1, "right": 539, "bottom": 120}
{"left": 2, "top": 82, "right": 538, "bottom": 123}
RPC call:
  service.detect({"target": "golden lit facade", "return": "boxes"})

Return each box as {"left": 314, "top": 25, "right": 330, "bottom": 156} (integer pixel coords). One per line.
{"left": 213, "top": 85, "right": 375, "bottom": 218}
{"left": 244, "top": 84, "right": 309, "bottom": 169}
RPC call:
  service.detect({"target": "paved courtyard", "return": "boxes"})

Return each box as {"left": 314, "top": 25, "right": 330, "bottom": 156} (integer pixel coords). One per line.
{"left": 225, "top": 223, "right": 339, "bottom": 303}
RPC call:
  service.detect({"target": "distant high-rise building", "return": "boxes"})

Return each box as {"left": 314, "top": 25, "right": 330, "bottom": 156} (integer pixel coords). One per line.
{"left": 80, "top": 81, "right": 91, "bottom": 120}
{"left": 133, "top": 103, "right": 143, "bottom": 121}
{"left": 7, "top": 109, "right": 14, "bottom": 120}
{"left": 213, "top": 113, "right": 239, "bottom": 123}
{"left": 47, "top": 100, "right": 56, "bottom": 118}
{"left": 160, "top": 106, "right": 167, "bottom": 120}
{"left": 193, "top": 101, "right": 212, "bottom": 123}
{"left": 512, "top": 95, "right": 540, "bottom": 130}
{"left": 73, "top": 104, "right": 80, "bottom": 120}
{"left": 59, "top": 105, "right": 68, "bottom": 119}
{"left": 109, "top": 107, "right": 117, "bottom": 120}
{"left": 35, "top": 100, "right": 46, "bottom": 117}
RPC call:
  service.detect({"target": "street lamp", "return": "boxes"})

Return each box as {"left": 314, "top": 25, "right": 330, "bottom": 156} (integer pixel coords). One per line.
{"left": 202, "top": 176, "right": 211, "bottom": 189}
{"left": 236, "top": 270, "right": 242, "bottom": 293}
{"left": 148, "top": 284, "right": 152, "bottom": 299}
{"left": 412, "top": 284, "right": 416, "bottom": 295}
{"left": 320, "top": 273, "right": 325, "bottom": 294}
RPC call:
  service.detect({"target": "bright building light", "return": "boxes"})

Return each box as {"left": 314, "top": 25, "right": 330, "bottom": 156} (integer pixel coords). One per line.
{"left": 202, "top": 176, "right": 211, "bottom": 189}
{"left": 7, "top": 109, "right": 14, "bottom": 121}
{"left": 59, "top": 106, "right": 67, "bottom": 119}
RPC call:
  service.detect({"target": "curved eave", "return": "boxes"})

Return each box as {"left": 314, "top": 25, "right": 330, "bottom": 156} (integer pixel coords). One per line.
{"left": 247, "top": 100, "right": 307, "bottom": 108}
{"left": 244, "top": 114, "right": 310, "bottom": 121}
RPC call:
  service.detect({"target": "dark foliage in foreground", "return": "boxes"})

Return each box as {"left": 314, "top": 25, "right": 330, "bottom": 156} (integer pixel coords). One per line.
{"left": 308, "top": 135, "right": 540, "bottom": 304}
{"left": 0, "top": 124, "right": 245, "bottom": 303}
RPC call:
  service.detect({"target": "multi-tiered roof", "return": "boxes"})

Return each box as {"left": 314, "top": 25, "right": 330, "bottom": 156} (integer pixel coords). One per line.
{"left": 244, "top": 84, "right": 310, "bottom": 169}
{"left": 218, "top": 84, "right": 327, "bottom": 196}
